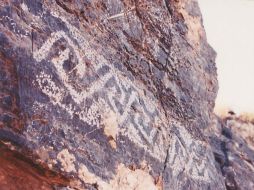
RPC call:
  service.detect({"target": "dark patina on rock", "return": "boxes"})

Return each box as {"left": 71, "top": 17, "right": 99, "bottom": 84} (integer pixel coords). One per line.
{"left": 0, "top": 0, "right": 227, "bottom": 189}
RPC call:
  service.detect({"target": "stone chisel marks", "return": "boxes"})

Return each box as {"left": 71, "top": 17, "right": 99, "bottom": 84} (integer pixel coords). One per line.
{"left": 33, "top": 19, "right": 167, "bottom": 160}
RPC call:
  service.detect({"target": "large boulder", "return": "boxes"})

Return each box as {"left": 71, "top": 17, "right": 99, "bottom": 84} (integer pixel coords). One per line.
{"left": 0, "top": 0, "right": 226, "bottom": 189}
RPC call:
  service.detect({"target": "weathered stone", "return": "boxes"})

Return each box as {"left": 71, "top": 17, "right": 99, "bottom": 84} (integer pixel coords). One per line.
{"left": 0, "top": 141, "right": 70, "bottom": 190}
{"left": 0, "top": 0, "right": 243, "bottom": 189}
{"left": 209, "top": 114, "right": 254, "bottom": 190}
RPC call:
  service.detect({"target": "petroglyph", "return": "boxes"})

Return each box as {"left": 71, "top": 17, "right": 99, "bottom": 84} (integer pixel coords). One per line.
{"left": 0, "top": 0, "right": 230, "bottom": 189}
{"left": 33, "top": 13, "right": 167, "bottom": 160}
{"left": 167, "top": 123, "right": 212, "bottom": 182}
{"left": 30, "top": 10, "right": 216, "bottom": 182}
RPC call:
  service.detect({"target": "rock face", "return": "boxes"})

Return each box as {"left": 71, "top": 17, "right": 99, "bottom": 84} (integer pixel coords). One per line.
{"left": 0, "top": 0, "right": 241, "bottom": 189}
{"left": 209, "top": 114, "right": 254, "bottom": 190}
{"left": 0, "top": 141, "right": 70, "bottom": 190}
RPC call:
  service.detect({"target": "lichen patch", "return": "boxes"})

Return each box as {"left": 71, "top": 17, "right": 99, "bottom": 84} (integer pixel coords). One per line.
{"left": 177, "top": 1, "right": 205, "bottom": 49}
{"left": 20, "top": 3, "right": 29, "bottom": 12}
{"left": 57, "top": 149, "right": 76, "bottom": 173}
{"left": 109, "top": 164, "right": 157, "bottom": 190}
{"left": 77, "top": 163, "right": 158, "bottom": 190}
{"left": 102, "top": 110, "right": 119, "bottom": 149}
{"left": 78, "top": 164, "right": 98, "bottom": 185}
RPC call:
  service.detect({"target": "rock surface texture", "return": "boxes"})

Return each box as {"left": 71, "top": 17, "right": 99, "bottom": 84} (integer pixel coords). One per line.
{"left": 0, "top": 0, "right": 252, "bottom": 190}
{"left": 209, "top": 114, "right": 254, "bottom": 190}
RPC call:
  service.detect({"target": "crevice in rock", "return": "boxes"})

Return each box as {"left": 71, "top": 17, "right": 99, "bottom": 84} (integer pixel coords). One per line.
{"left": 162, "top": 142, "right": 171, "bottom": 174}
{"left": 163, "top": 0, "right": 173, "bottom": 16}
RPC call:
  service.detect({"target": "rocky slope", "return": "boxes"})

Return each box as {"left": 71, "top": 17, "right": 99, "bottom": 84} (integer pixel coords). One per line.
{"left": 209, "top": 113, "right": 254, "bottom": 190}
{"left": 0, "top": 0, "right": 252, "bottom": 189}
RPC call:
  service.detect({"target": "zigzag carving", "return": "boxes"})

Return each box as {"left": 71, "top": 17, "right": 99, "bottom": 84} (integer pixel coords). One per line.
{"left": 33, "top": 25, "right": 167, "bottom": 160}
